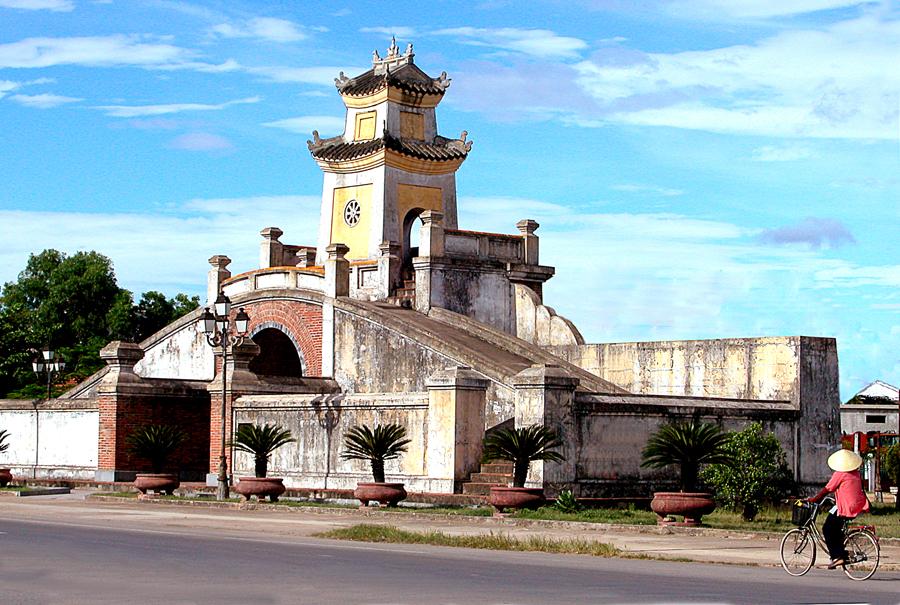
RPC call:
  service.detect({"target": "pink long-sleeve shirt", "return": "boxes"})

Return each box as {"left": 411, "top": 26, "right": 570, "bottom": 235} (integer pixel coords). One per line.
{"left": 825, "top": 470, "right": 870, "bottom": 518}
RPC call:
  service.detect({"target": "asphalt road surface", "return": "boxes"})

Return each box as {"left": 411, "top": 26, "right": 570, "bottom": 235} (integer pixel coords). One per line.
{"left": 1, "top": 499, "right": 898, "bottom": 605}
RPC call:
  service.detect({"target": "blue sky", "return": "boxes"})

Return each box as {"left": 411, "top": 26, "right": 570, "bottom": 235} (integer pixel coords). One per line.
{"left": 0, "top": 0, "right": 897, "bottom": 400}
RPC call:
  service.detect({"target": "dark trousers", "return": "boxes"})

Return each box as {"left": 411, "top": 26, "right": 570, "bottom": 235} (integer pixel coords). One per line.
{"left": 823, "top": 513, "right": 849, "bottom": 560}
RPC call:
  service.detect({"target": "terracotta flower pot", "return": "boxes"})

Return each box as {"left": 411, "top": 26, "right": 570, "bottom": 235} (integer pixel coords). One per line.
{"left": 488, "top": 486, "right": 545, "bottom": 513}
{"left": 0, "top": 468, "right": 12, "bottom": 487}
{"left": 650, "top": 492, "right": 717, "bottom": 526}
{"left": 134, "top": 473, "right": 180, "bottom": 496}
{"left": 353, "top": 482, "right": 407, "bottom": 507}
{"left": 234, "top": 477, "right": 286, "bottom": 502}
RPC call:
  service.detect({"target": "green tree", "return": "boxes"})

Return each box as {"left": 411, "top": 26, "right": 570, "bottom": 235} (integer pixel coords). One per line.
{"left": 342, "top": 424, "right": 411, "bottom": 483}
{"left": 0, "top": 249, "right": 200, "bottom": 397}
{"left": 481, "top": 425, "right": 565, "bottom": 488}
{"left": 881, "top": 444, "right": 900, "bottom": 510}
{"left": 700, "top": 422, "right": 793, "bottom": 521}
{"left": 641, "top": 421, "right": 732, "bottom": 493}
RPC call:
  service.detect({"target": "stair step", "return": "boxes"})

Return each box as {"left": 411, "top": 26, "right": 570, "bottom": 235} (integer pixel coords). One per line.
{"left": 462, "top": 482, "right": 506, "bottom": 496}
{"left": 468, "top": 472, "right": 512, "bottom": 483}
{"left": 480, "top": 463, "right": 514, "bottom": 474}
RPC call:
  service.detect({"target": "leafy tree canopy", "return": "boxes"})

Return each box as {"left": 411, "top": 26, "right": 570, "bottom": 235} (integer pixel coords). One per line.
{"left": 700, "top": 422, "right": 793, "bottom": 521}
{"left": 0, "top": 249, "right": 199, "bottom": 397}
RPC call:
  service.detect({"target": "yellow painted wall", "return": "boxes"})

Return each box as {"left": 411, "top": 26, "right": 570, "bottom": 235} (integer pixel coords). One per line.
{"left": 354, "top": 112, "right": 376, "bottom": 141}
{"left": 331, "top": 185, "right": 372, "bottom": 259}
{"left": 398, "top": 184, "right": 442, "bottom": 223}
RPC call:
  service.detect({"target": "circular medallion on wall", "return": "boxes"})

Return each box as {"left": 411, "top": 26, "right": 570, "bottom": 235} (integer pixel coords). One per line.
{"left": 343, "top": 199, "right": 361, "bottom": 227}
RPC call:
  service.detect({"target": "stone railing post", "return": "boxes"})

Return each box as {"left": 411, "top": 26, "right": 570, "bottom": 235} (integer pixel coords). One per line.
{"left": 511, "top": 364, "right": 578, "bottom": 492}
{"left": 324, "top": 243, "right": 350, "bottom": 298}
{"left": 378, "top": 240, "right": 401, "bottom": 299}
{"left": 260, "top": 227, "right": 284, "bottom": 269}
{"left": 426, "top": 366, "right": 489, "bottom": 493}
{"left": 207, "top": 255, "right": 232, "bottom": 305}
{"left": 516, "top": 219, "right": 539, "bottom": 265}
{"left": 419, "top": 211, "right": 445, "bottom": 257}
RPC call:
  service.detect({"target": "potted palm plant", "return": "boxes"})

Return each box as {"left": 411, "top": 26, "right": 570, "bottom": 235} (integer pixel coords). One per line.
{"left": 342, "top": 423, "right": 410, "bottom": 507}
{"left": 640, "top": 420, "right": 732, "bottom": 526}
{"left": 126, "top": 424, "right": 187, "bottom": 496}
{"left": 229, "top": 423, "right": 295, "bottom": 502}
{"left": 481, "top": 424, "right": 565, "bottom": 513}
{"left": 0, "top": 430, "right": 12, "bottom": 487}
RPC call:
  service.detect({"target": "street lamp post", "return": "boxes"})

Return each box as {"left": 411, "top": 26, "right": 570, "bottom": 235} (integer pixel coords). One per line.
{"left": 32, "top": 347, "right": 66, "bottom": 399}
{"left": 200, "top": 293, "right": 250, "bottom": 501}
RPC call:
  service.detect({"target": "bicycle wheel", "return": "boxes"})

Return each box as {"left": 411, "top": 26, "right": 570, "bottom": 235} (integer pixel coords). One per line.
{"left": 843, "top": 529, "right": 879, "bottom": 581}
{"left": 780, "top": 528, "right": 815, "bottom": 576}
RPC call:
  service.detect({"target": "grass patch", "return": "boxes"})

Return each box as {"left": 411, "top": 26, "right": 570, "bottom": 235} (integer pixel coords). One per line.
{"left": 315, "top": 523, "right": 621, "bottom": 556}
{"left": 513, "top": 505, "right": 657, "bottom": 525}
{"left": 0, "top": 486, "right": 28, "bottom": 492}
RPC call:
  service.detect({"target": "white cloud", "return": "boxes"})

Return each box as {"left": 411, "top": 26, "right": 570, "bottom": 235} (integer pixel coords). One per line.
{"left": 248, "top": 65, "right": 357, "bottom": 85}
{"left": 8, "top": 92, "right": 83, "bottom": 108}
{"left": 211, "top": 17, "right": 306, "bottom": 43}
{"left": 360, "top": 27, "right": 418, "bottom": 39}
{"left": 0, "top": 0, "right": 74, "bottom": 11}
{"left": 0, "top": 35, "right": 192, "bottom": 69}
{"left": 0, "top": 80, "right": 20, "bottom": 99}
{"left": 573, "top": 15, "right": 900, "bottom": 138}
{"left": 752, "top": 143, "right": 814, "bottom": 161}
{"left": 96, "top": 96, "right": 260, "bottom": 117}
{"left": 0, "top": 195, "right": 321, "bottom": 298}
{"left": 167, "top": 132, "right": 234, "bottom": 151}
{"left": 611, "top": 184, "right": 684, "bottom": 196}
{"left": 435, "top": 27, "right": 588, "bottom": 61}
{"left": 666, "top": 0, "right": 875, "bottom": 19}
{"left": 263, "top": 116, "right": 344, "bottom": 136}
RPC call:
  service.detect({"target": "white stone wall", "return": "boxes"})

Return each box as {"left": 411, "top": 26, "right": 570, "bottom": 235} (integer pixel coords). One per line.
{"left": 0, "top": 406, "right": 98, "bottom": 479}
{"left": 136, "top": 320, "right": 215, "bottom": 381}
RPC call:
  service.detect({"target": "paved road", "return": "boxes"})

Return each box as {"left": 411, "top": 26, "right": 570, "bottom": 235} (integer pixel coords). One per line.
{"left": 1, "top": 494, "right": 898, "bottom": 605}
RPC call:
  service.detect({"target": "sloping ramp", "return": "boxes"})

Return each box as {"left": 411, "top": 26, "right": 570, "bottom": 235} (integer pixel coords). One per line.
{"left": 334, "top": 299, "right": 626, "bottom": 394}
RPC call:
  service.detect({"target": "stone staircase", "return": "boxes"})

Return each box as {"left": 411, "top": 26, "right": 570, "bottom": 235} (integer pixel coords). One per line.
{"left": 387, "top": 279, "right": 416, "bottom": 308}
{"left": 460, "top": 462, "right": 514, "bottom": 495}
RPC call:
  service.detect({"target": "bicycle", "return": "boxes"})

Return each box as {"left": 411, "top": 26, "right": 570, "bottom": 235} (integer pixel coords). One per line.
{"left": 780, "top": 497, "right": 880, "bottom": 581}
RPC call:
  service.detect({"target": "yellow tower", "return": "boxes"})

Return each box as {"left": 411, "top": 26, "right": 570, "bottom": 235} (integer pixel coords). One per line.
{"left": 309, "top": 40, "right": 471, "bottom": 268}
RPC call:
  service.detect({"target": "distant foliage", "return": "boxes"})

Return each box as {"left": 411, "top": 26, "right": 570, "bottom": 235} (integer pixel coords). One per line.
{"left": 0, "top": 249, "right": 199, "bottom": 397}
{"left": 882, "top": 444, "right": 900, "bottom": 510}
{"left": 700, "top": 422, "right": 793, "bottom": 521}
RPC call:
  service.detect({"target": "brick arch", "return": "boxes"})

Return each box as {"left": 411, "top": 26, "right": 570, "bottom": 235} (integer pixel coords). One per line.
{"left": 240, "top": 299, "right": 322, "bottom": 376}
{"left": 249, "top": 324, "right": 306, "bottom": 376}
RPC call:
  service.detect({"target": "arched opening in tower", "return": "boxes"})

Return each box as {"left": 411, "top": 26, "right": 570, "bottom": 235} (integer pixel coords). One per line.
{"left": 401, "top": 209, "right": 424, "bottom": 280}
{"left": 249, "top": 328, "right": 303, "bottom": 377}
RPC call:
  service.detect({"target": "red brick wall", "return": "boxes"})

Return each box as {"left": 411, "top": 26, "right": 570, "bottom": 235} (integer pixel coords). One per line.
{"left": 98, "top": 390, "right": 210, "bottom": 475}
{"left": 242, "top": 300, "right": 323, "bottom": 376}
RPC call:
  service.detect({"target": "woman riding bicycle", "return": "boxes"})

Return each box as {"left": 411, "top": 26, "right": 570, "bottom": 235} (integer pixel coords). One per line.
{"left": 807, "top": 449, "right": 870, "bottom": 569}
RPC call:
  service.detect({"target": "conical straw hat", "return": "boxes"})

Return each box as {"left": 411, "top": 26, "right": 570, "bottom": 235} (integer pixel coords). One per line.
{"left": 828, "top": 449, "right": 863, "bottom": 472}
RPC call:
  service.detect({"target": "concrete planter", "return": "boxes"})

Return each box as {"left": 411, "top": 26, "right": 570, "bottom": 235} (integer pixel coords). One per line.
{"left": 650, "top": 492, "right": 717, "bottom": 526}
{"left": 134, "top": 473, "right": 180, "bottom": 495}
{"left": 234, "top": 477, "right": 286, "bottom": 502}
{"left": 488, "top": 487, "right": 545, "bottom": 513}
{"left": 353, "top": 482, "right": 407, "bottom": 507}
{"left": 0, "top": 469, "right": 12, "bottom": 487}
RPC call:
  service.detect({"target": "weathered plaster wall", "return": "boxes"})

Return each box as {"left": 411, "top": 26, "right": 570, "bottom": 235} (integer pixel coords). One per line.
{"left": 570, "top": 393, "right": 800, "bottom": 496}
{"left": 331, "top": 307, "right": 515, "bottom": 428}
{"left": 548, "top": 337, "right": 803, "bottom": 400}
{"left": 0, "top": 400, "right": 99, "bottom": 480}
{"left": 232, "top": 393, "right": 444, "bottom": 491}
{"left": 841, "top": 404, "right": 899, "bottom": 434}
{"left": 137, "top": 319, "right": 214, "bottom": 380}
